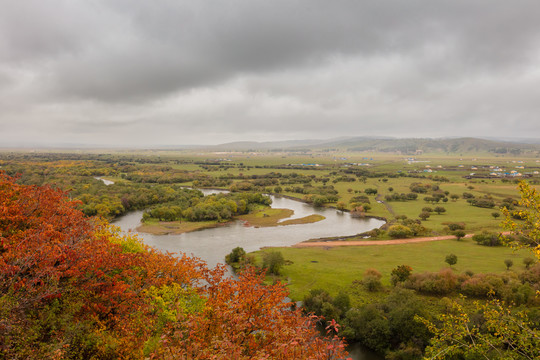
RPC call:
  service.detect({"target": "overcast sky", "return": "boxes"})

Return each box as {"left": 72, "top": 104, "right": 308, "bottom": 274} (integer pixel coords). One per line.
{"left": 1, "top": 1, "right": 540, "bottom": 147}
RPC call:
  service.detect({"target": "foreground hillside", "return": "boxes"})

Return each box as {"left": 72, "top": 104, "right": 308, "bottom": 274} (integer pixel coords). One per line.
{"left": 0, "top": 172, "right": 348, "bottom": 359}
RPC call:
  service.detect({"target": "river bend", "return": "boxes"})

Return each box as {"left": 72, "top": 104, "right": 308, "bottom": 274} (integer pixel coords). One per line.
{"left": 113, "top": 189, "right": 385, "bottom": 268}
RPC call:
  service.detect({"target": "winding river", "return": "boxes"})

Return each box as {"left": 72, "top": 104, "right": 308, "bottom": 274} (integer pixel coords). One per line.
{"left": 113, "top": 189, "right": 385, "bottom": 268}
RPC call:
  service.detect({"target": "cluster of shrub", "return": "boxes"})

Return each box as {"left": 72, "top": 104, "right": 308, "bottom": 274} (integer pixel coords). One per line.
{"left": 467, "top": 198, "right": 496, "bottom": 208}
{"left": 338, "top": 167, "right": 449, "bottom": 183}
{"left": 471, "top": 231, "right": 503, "bottom": 246}
{"left": 345, "top": 195, "right": 373, "bottom": 217}
{"left": 407, "top": 182, "right": 454, "bottom": 205}
{"left": 402, "top": 264, "right": 540, "bottom": 306}
{"left": 278, "top": 173, "right": 315, "bottom": 185}
{"left": 297, "top": 185, "right": 340, "bottom": 206}
{"left": 463, "top": 192, "right": 519, "bottom": 210}
{"left": 225, "top": 247, "right": 287, "bottom": 276}
{"left": 349, "top": 195, "right": 371, "bottom": 205}
{"left": 143, "top": 192, "right": 271, "bottom": 222}
{"left": 384, "top": 192, "right": 418, "bottom": 202}
{"left": 410, "top": 182, "right": 440, "bottom": 194}
{"left": 286, "top": 184, "right": 338, "bottom": 196}
{"left": 386, "top": 216, "right": 429, "bottom": 238}
{"left": 123, "top": 171, "right": 195, "bottom": 184}
{"left": 191, "top": 177, "right": 233, "bottom": 188}
{"left": 332, "top": 175, "right": 357, "bottom": 183}
{"left": 75, "top": 182, "right": 202, "bottom": 219}
{"left": 423, "top": 193, "right": 449, "bottom": 204}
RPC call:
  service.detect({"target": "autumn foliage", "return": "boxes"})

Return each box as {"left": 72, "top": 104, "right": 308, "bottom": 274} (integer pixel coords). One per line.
{"left": 0, "top": 172, "right": 348, "bottom": 359}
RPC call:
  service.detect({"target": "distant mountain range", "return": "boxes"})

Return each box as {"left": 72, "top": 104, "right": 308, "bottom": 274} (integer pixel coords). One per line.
{"left": 207, "top": 136, "right": 540, "bottom": 154}
{"left": 5, "top": 136, "right": 539, "bottom": 154}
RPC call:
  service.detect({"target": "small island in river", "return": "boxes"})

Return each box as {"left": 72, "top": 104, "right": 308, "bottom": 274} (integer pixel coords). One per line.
{"left": 137, "top": 207, "right": 325, "bottom": 235}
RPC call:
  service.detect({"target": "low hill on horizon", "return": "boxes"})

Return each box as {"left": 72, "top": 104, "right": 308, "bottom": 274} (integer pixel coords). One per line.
{"left": 208, "top": 136, "right": 540, "bottom": 155}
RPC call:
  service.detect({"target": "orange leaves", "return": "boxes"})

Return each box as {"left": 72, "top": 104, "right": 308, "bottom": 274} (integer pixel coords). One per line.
{"left": 153, "top": 267, "right": 349, "bottom": 359}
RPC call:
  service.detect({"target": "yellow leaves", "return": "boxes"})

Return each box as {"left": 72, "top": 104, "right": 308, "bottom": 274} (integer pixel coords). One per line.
{"left": 501, "top": 181, "right": 540, "bottom": 260}
{"left": 94, "top": 221, "right": 146, "bottom": 254}
{"left": 534, "top": 245, "right": 540, "bottom": 258}
{"left": 424, "top": 296, "right": 540, "bottom": 359}
{"left": 145, "top": 283, "right": 205, "bottom": 328}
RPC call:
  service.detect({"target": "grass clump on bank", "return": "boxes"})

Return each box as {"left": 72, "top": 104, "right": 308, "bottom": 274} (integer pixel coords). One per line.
{"left": 237, "top": 208, "right": 325, "bottom": 227}
{"left": 137, "top": 220, "right": 223, "bottom": 235}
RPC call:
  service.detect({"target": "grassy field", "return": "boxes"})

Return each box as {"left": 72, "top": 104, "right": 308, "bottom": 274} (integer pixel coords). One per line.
{"left": 254, "top": 238, "right": 535, "bottom": 300}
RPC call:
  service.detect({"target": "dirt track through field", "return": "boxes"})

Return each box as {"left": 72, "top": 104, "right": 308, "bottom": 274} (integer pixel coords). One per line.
{"left": 375, "top": 194, "right": 396, "bottom": 217}
{"left": 292, "top": 234, "right": 474, "bottom": 248}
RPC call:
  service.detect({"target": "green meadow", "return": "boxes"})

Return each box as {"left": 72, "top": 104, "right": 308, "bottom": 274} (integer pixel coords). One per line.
{"left": 255, "top": 238, "right": 535, "bottom": 300}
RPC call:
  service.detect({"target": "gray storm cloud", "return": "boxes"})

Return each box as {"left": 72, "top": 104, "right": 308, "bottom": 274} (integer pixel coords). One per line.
{"left": 1, "top": 0, "right": 540, "bottom": 146}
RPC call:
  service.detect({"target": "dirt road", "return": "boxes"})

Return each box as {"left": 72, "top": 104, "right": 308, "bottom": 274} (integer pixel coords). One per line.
{"left": 292, "top": 234, "right": 474, "bottom": 248}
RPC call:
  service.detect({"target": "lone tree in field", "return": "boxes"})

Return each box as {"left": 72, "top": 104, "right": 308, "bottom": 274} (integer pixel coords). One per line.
{"left": 492, "top": 211, "right": 501, "bottom": 219}
{"left": 445, "top": 253, "right": 458, "bottom": 267}
{"left": 434, "top": 206, "right": 447, "bottom": 215}
{"left": 262, "top": 251, "right": 285, "bottom": 275}
{"left": 419, "top": 211, "right": 431, "bottom": 221}
{"left": 453, "top": 230, "right": 466, "bottom": 241}
{"left": 504, "top": 259, "right": 513, "bottom": 270}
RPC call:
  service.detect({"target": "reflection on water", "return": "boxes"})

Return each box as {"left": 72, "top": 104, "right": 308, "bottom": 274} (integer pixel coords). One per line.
{"left": 113, "top": 190, "right": 385, "bottom": 268}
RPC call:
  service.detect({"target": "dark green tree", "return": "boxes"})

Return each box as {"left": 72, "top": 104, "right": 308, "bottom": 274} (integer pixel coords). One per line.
{"left": 434, "top": 206, "right": 446, "bottom": 215}
{"left": 262, "top": 251, "right": 285, "bottom": 275}
{"left": 445, "top": 254, "right": 457, "bottom": 267}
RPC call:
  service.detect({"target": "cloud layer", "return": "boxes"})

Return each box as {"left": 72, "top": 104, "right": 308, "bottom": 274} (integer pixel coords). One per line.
{"left": 1, "top": 1, "right": 540, "bottom": 146}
